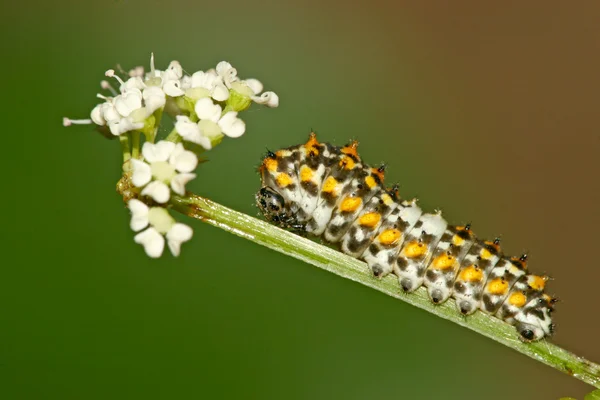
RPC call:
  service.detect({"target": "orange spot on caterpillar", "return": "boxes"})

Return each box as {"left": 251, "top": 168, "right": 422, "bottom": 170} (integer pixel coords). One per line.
{"left": 322, "top": 176, "right": 338, "bottom": 194}
{"left": 487, "top": 278, "right": 509, "bottom": 295}
{"left": 340, "top": 196, "right": 362, "bottom": 212}
{"left": 305, "top": 132, "right": 320, "bottom": 156}
{"left": 458, "top": 265, "right": 483, "bottom": 282}
{"left": 276, "top": 173, "right": 293, "bottom": 188}
{"left": 528, "top": 275, "right": 547, "bottom": 291}
{"left": 508, "top": 291, "right": 527, "bottom": 307}
{"left": 402, "top": 241, "right": 427, "bottom": 258}
{"left": 364, "top": 175, "right": 377, "bottom": 189}
{"left": 264, "top": 158, "right": 278, "bottom": 173}
{"left": 358, "top": 212, "right": 381, "bottom": 228}
{"left": 300, "top": 165, "right": 313, "bottom": 182}
{"left": 341, "top": 141, "right": 360, "bottom": 159}
{"left": 431, "top": 254, "right": 456, "bottom": 270}
{"left": 378, "top": 229, "right": 401, "bottom": 246}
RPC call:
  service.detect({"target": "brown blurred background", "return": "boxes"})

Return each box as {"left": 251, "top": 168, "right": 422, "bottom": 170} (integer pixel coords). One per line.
{"left": 1, "top": 1, "right": 599, "bottom": 399}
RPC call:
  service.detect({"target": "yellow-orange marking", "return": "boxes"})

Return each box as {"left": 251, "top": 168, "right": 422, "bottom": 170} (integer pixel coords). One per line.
{"left": 322, "top": 176, "right": 338, "bottom": 194}
{"left": 480, "top": 248, "right": 492, "bottom": 260}
{"left": 452, "top": 235, "right": 465, "bottom": 246}
{"left": 304, "top": 133, "right": 320, "bottom": 156}
{"left": 371, "top": 167, "right": 385, "bottom": 182}
{"left": 365, "top": 175, "right": 377, "bottom": 189}
{"left": 458, "top": 265, "right": 483, "bottom": 282}
{"left": 381, "top": 193, "right": 394, "bottom": 206}
{"left": 528, "top": 275, "right": 546, "bottom": 291}
{"left": 264, "top": 158, "right": 278, "bottom": 173}
{"left": 341, "top": 141, "right": 360, "bottom": 158}
{"left": 339, "top": 156, "right": 355, "bottom": 170}
{"left": 431, "top": 254, "right": 456, "bottom": 270}
{"left": 275, "top": 150, "right": 291, "bottom": 157}
{"left": 340, "top": 197, "right": 362, "bottom": 213}
{"left": 276, "top": 173, "right": 293, "bottom": 188}
{"left": 378, "top": 229, "right": 401, "bottom": 246}
{"left": 403, "top": 241, "right": 427, "bottom": 258}
{"left": 508, "top": 292, "right": 527, "bottom": 307}
{"left": 300, "top": 165, "right": 314, "bottom": 182}
{"left": 484, "top": 240, "right": 501, "bottom": 253}
{"left": 358, "top": 212, "right": 381, "bottom": 228}
{"left": 487, "top": 278, "right": 509, "bottom": 295}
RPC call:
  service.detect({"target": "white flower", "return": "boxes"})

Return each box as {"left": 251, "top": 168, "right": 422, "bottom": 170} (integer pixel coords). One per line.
{"left": 216, "top": 61, "right": 279, "bottom": 108}
{"left": 195, "top": 97, "right": 246, "bottom": 138}
{"left": 128, "top": 199, "right": 193, "bottom": 258}
{"left": 64, "top": 54, "right": 279, "bottom": 138}
{"left": 251, "top": 91, "right": 279, "bottom": 108}
{"left": 216, "top": 61, "right": 239, "bottom": 88}
{"left": 131, "top": 141, "right": 198, "bottom": 203}
{"left": 187, "top": 70, "right": 229, "bottom": 102}
{"left": 174, "top": 115, "right": 212, "bottom": 149}
{"left": 143, "top": 86, "right": 166, "bottom": 114}
{"left": 163, "top": 80, "right": 185, "bottom": 97}
{"left": 114, "top": 88, "right": 142, "bottom": 117}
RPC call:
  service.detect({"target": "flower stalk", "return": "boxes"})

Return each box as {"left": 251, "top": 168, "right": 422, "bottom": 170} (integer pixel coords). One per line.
{"left": 159, "top": 190, "right": 600, "bottom": 389}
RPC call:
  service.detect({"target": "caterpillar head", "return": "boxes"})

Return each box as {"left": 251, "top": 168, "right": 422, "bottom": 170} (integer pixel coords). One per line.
{"left": 255, "top": 187, "right": 303, "bottom": 231}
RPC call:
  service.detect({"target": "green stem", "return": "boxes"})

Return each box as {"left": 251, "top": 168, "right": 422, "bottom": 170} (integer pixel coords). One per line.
{"left": 119, "top": 134, "right": 131, "bottom": 163}
{"left": 131, "top": 132, "right": 141, "bottom": 159}
{"left": 165, "top": 128, "right": 182, "bottom": 143}
{"left": 168, "top": 193, "right": 600, "bottom": 389}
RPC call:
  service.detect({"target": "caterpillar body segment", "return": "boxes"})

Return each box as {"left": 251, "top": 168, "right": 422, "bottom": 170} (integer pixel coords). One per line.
{"left": 256, "top": 133, "right": 556, "bottom": 341}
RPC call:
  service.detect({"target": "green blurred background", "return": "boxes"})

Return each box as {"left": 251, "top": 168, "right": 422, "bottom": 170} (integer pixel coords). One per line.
{"left": 2, "top": 1, "right": 599, "bottom": 399}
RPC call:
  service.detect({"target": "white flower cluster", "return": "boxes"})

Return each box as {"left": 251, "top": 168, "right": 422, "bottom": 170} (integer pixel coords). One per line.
{"left": 65, "top": 54, "right": 279, "bottom": 259}
{"left": 126, "top": 140, "right": 198, "bottom": 258}
{"left": 64, "top": 55, "right": 279, "bottom": 150}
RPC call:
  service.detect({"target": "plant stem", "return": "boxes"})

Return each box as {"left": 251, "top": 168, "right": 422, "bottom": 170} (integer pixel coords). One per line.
{"left": 166, "top": 192, "right": 600, "bottom": 389}
{"left": 131, "top": 132, "right": 141, "bottom": 159}
{"left": 119, "top": 135, "right": 131, "bottom": 163}
{"left": 165, "top": 128, "right": 182, "bottom": 143}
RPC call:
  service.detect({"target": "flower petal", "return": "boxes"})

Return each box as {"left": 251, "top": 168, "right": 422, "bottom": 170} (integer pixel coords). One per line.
{"left": 131, "top": 159, "right": 152, "bottom": 187}
{"left": 218, "top": 111, "right": 246, "bottom": 138}
{"left": 134, "top": 228, "right": 165, "bottom": 258}
{"left": 114, "top": 89, "right": 142, "bottom": 117}
{"left": 163, "top": 80, "right": 185, "bottom": 97}
{"left": 128, "top": 199, "right": 149, "bottom": 231}
{"left": 141, "top": 181, "right": 170, "bottom": 203}
{"left": 166, "top": 223, "right": 193, "bottom": 257}
{"left": 244, "top": 78, "right": 263, "bottom": 95}
{"left": 216, "top": 61, "right": 234, "bottom": 76}
{"left": 122, "top": 77, "right": 145, "bottom": 91}
{"left": 142, "top": 141, "right": 175, "bottom": 163}
{"left": 164, "top": 61, "right": 183, "bottom": 81}
{"left": 170, "top": 173, "right": 196, "bottom": 195}
{"left": 252, "top": 91, "right": 279, "bottom": 108}
{"left": 169, "top": 144, "right": 198, "bottom": 173}
{"left": 101, "top": 103, "right": 120, "bottom": 123}
{"left": 211, "top": 82, "right": 230, "bottom": 101}
{"left": 143, "top": 86, "right": 166, "bottom": 114}
{"left": 191, "top": 70, "right": 215, "bottom": 89}
{"left": 90, "top": 104, "right": 105, "bottom": 125}
{"left": 189, "top": 133, "right": 212, "bottom": 150}
{"left": 180, "top": 75, "right": 192, "bottom": 90}
{"left": 175, "top": 115, "right": 201, "bottom": 141}
{"left": 195, "top": 97, "right": 222, "bottom": 123}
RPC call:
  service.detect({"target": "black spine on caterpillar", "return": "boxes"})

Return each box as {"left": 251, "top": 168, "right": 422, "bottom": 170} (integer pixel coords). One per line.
{"left": 256, "top": 133, "right": 556, "bottom": 342}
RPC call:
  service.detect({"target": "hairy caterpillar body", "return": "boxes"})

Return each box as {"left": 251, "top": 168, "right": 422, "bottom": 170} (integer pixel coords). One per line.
{"left": 256, "top": 133, "right": 556, "bottom": 342}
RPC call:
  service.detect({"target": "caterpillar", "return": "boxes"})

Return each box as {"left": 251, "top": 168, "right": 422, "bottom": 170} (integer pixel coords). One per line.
{"left": 256, "top": 133, "right": 557, "bottom": 342}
